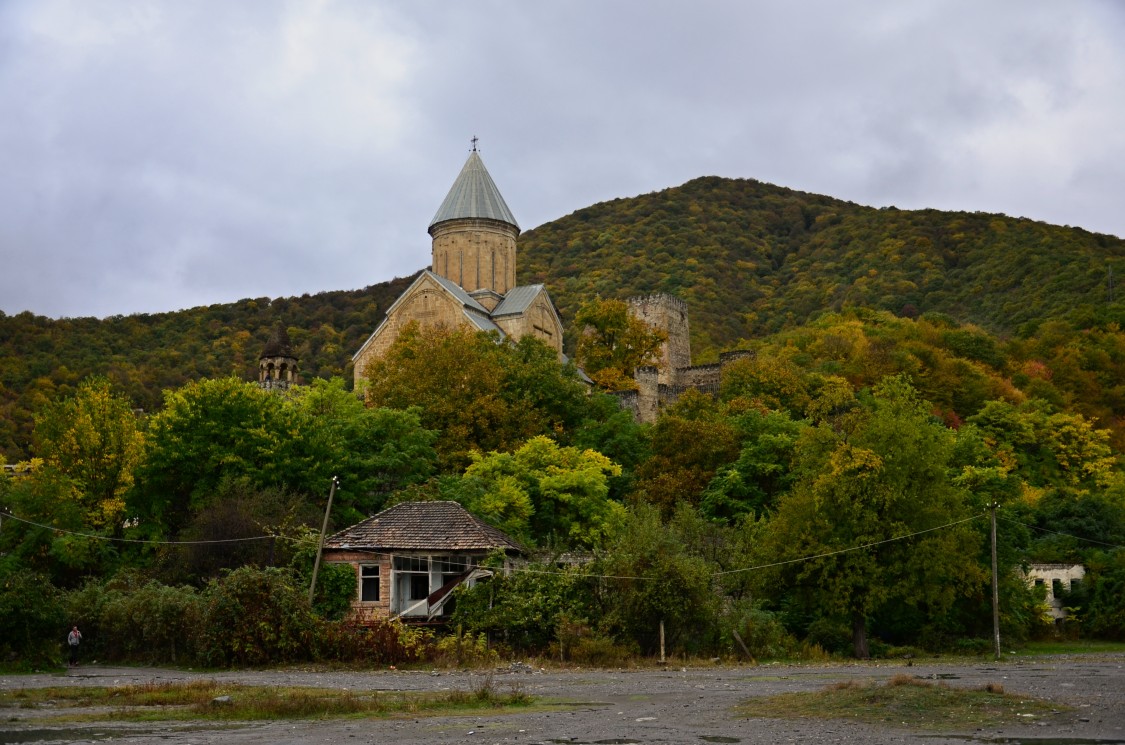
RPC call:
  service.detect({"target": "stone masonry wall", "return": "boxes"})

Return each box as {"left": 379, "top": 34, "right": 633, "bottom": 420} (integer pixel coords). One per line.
{"left": 627, "top": 294, "right": 691, "bottom": 385}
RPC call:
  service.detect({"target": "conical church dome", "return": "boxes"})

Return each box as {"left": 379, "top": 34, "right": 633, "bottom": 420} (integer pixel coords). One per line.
{"left": 428, "top": 149, "right": 519, "bottom": 233}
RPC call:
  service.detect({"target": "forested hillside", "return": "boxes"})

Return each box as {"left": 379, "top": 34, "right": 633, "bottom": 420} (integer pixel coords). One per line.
{"left": 3, "top": 176, "right": 1125, "bottom": 460}
{"left": 0, "top": 275, "right": 416, "bottom": 459}
{"left": 520, "top": 176, "right": 1125, "bottom": 357}
{"left": 6, "top": 176, "right": 1125, "bottom": 662}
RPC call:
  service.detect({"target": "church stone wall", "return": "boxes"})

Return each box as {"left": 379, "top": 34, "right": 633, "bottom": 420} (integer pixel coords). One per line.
{"left": 353, "top": 278, "right": 471, "bottom": 386}
{"left": 494, "top": 294, "right": 564, "bottom": 357}
{"left": 431, "top": 219, "right": 518, "bottom": 295}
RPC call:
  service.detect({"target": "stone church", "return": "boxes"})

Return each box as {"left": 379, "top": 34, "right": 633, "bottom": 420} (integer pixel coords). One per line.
{"left": 352, "top": 145, "right": 564, "bottom": 388}
{"left": 350, "top": 144, "right": 752, "bottom": 423}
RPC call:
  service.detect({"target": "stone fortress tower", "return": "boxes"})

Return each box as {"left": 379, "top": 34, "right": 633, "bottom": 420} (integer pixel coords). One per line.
{"left": 619, "top": 293, "right": 753, "bottom": 423}
{"left": 259, "top": 322, "right": 299, "bottom": 391}
{"left": 626, "top": 294, "right": 691, "bottom": 386}
{"left": 352, "top": 142, "right": 564, "bottom": 388}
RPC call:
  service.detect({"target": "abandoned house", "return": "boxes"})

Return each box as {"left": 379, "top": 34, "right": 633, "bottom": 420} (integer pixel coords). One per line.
{"left": 1026, "top": 563, "right": 1085, "bottom": 621}
{"left": 322, "top": 500, "right": 524, "bottom": 623}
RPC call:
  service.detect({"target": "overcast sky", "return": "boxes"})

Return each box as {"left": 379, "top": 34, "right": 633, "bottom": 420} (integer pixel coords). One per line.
{"left": 2, "top": 1, "right": 1123, "bottom": 319}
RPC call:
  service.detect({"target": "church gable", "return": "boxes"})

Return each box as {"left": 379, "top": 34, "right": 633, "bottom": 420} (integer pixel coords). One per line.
{"left": 493, "top": 285, "right": 564, "bottom": 356}
{"left": 353, "top": 271, "right": 487, "bottom": 382}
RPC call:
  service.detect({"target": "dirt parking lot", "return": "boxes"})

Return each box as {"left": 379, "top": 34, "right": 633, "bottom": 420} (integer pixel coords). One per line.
{"left": 2, "top": 654, "right": 1123, "bottom": 745}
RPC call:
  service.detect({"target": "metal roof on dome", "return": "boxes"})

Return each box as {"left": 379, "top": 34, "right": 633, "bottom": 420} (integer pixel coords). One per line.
{"left": 428, "top": 148, "right": 519, "bottom": 231}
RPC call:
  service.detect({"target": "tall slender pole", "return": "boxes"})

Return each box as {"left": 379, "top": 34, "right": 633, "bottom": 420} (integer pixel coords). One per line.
{"left": 308, "top": 476, "right": 339, "bottom": 605}
{"left": 991, "top": 501, "right": 1001, "bottom": 660}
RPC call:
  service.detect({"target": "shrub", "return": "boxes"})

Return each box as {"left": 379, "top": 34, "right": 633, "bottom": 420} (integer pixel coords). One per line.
{"left": 198, "top": 566, "right": 319, "bottom": 667}
{"left": 314, "top": 615, "right": 432, "bottom": 665}
{"left": 104, "top": 581, "right": 203, "bottom": 664}
{"left": 432, "top": 629, "right": 498, "bottom": 668}
{"left": 724, "top": 601, "right": 796, "bottom": 660}
{"left": 804, "top": 617, "right": 851, "bottom": 655}
{"left": 0, "top": 569, "right": 66, "bottom": 668}
{"left": 289, "top": 530, "right": 360, "bottom": 621}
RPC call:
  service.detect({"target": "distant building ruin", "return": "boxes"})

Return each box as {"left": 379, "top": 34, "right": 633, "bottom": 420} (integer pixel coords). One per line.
{"left": 1026, "top": 563, "right": 1085, "bottom": 621}
{"left": 615, "top": 293, "right": 753, "bottom": 423}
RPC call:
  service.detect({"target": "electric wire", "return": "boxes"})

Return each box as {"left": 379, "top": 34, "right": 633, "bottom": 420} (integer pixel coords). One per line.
{"left": 712, "top": 512, "right": 986, "bottom": 576}
{"left": 0, "top": 510, "right": 289, "bottom": 545}
{"left": 997, "top": 515, "right": 1124, "bottom": 550}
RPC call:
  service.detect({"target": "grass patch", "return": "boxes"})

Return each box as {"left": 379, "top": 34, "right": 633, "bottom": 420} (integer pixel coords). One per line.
{"left": 1012, "top": 639, "right": 1125, "bottom": 656}
{"left": 737, "top": 674, "right": 1070, "bottom": 731}
{"left": 0, "top": 677, "right": 533, "bottom": 722}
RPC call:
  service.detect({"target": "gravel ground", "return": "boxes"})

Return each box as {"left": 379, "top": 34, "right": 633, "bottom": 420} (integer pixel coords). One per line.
{"left": 2, "top": 655, "right": 1123, "bottom": 745}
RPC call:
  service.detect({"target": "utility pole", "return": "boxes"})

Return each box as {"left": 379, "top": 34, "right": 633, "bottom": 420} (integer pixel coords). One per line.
{"left": 308, "top": 476, "right": 339, "bottom": 605}
{"left": 991, "top": 501, "right": 1001, "bottom": 661}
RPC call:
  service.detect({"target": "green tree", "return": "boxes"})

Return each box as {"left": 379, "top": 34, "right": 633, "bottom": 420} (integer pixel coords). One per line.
{"left": 754, "top": 376, "right": 985, "bottom": 658}
{"left": 32, "top": 377, "right": 144, "bottom": 529}
{"left": 700, "top": 408, "right": 807, "bottom": 523}
{"left": 968, "top": 400, "right": 1117, "bottom": 490}
{"left": 460, "top": 435, "right": 624, "bottom": 549}
{"left": 131, "top": 377, "right": 309, "bottom": 536}
{"left": 363, "top": 323, "right": 592, "bottom": 467}
{"left": 573, "top": 298, "right": 666, "bottom": 391}
{"left": 632, "top": 390, "right": 740, "bottom": 516}
{"left": 0, "top": 461, "right": 120, "bottom": 584}
{"left": 288, "top": 378, "right": 439, "bottom": 523}
{"left": 596, "top": 503, "right": 721, "bottom": 655}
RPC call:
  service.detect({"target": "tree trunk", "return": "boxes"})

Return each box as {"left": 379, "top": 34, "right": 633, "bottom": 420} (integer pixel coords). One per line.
{"left": 851, "top": 610, "right": 870, "bottom": 659}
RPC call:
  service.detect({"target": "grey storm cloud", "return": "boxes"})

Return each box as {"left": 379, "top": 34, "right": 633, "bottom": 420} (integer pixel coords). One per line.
{"left": 1, "top": 0, "right": 1123, "bottom": 319}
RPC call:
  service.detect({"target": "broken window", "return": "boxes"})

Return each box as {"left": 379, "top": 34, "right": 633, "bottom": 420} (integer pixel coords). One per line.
{"left": 360, "top": 565, "right": 380, "bottom": 602}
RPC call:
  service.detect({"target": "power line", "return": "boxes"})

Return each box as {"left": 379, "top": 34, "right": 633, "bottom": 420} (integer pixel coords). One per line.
{"left": 713, "top": 513, "right": 986, "bottom": 576}
{"left": 0, "top": 511, "right": 292, "bottom": 545}
{"left": 998, "top": 515, "right": 1124, "bottom": 550}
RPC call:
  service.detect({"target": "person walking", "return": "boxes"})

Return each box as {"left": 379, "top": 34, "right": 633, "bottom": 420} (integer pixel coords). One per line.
{"left": 67, "top": 626, "right": 82, "bottom": 667}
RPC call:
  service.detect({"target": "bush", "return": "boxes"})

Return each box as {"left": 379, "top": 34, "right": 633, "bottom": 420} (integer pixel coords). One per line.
{"left": 953, "top": 637, "right": 993, "bottom": 656}
{"left": 0, "top": 569, "right": 66, "bottom": 668}
{"left": 451, "top": 564, "right": 595, "bottom": 653}
{"left": 724, "top": 601, "right": 796, "bottom": 660}
{"left": 432, "top": 628, "right": 498, "bottom": 668}
{"left": 314, "top": 615, "right": 433, "bottom": 665}
{"left": 289, "top": 530, "right": 360, "bottom": 620}
{"left": 198, "top": 566, "right": 319, "bottom": 667}
{"left": 804, "top": 617, "right": 852, "bottom": 656}
{"left": 100, "top": 581, "right": 203, "bottom": 664}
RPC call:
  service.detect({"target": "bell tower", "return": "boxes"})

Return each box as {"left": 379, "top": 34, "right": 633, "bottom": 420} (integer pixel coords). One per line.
{"left": 259, "top": 322, "right": 299, "bottom": 391}
{"left": 427, "top": 139, "right": 520, "bottom": 296}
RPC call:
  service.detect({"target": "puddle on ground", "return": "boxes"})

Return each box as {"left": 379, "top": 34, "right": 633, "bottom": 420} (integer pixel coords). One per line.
{"left": 0, "top": 728, "right": 156, "bottom": 744}
{"left": 0, "top": 725, "right": 238, "bottom": 744}
{"left": 700, "top": 737, "right": 741, "bottom": 743}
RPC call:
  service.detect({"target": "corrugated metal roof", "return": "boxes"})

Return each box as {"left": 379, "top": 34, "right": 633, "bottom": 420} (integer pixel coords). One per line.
{"left": 428, "top": 151, "right": 519, "bottom": 231}
{"left": 492, "top": 284, "right": 543, "bottom": 317}
{"left": 427, "top": 271, "right": 490, "bottom": 314}
{"left": 324, "top": 500, "right": 524, "bottom": 552}
{"left": 463, "top": 308, "right": 505, "bottom": 336}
